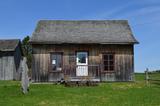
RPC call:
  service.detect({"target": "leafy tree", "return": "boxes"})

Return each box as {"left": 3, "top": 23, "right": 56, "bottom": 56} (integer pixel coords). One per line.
{"left": 22, "top": 36, "right": 32, "bottom": 69}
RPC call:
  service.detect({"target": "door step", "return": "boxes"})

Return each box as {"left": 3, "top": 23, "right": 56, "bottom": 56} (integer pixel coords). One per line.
{"left": 70, "top": 78, "right": 100, "bottom": 82}
{"left": 64, "top": 77, "right": 100, "bottom": 82}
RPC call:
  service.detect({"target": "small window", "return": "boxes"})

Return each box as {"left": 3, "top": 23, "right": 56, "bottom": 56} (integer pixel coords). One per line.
{"left": 78, "top": 54, "right": 86, "bottom": 63}
{"left": 103, "top": 53, "right": 114, "bottom": 72}
{"left": 50, "top": 53, "right": 62, "bottom": 71}
{"left": 77, "top": 52, "right": 88, "bottom": 64}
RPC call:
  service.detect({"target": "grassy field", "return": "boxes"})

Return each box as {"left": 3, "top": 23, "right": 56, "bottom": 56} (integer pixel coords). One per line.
{"left": 0, "top": 73, "right": 160, "bottom": 106}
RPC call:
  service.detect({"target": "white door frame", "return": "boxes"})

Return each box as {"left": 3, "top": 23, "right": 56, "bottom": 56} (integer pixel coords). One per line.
{"left": 76, "top": 52, "right": 88, "bottom": 76}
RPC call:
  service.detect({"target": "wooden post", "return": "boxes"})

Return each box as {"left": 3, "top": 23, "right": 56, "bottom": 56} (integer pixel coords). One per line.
{"left": 145, "top": 68, "right": 149, "bottom": 85}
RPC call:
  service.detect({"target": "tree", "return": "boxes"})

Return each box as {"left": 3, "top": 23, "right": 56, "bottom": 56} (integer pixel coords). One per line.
{"left": 22, "top": 36, "right": 32, "bottom": 69}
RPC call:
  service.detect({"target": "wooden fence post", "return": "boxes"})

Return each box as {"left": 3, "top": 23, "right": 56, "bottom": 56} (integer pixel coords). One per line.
{"left": 145, "top": 68, "right": 149, "bottom": 85}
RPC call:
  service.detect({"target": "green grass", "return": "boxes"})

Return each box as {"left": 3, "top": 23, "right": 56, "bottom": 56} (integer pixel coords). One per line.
{"left": 0, "top": 73, "right": 160, "bottom": 106}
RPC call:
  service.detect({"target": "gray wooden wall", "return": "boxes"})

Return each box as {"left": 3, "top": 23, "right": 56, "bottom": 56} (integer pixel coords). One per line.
{"left": 0, "top": 55, "right": 15, "bottom": 80}
{"left": 32, "top": 44, "right": 134, "bottom": 82}
{"left": 0, "top": 46, "right": 22, "bottom": 80}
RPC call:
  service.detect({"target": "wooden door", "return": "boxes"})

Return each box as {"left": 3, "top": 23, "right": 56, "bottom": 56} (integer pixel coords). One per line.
{"left": 76, "top": 52, "right": 88, "bottom": 76}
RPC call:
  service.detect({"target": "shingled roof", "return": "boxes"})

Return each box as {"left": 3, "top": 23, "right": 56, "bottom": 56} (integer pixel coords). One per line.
{"left": 30, "top": 20, "right": 138, "bottom": 44}
{"left": 0, "top": 39, "right": 20, "bottom": 51}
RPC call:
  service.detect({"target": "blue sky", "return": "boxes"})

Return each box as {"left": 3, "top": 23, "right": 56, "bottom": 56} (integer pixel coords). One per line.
{"left": 0, "top": 0, "right": 160, "bottom": 72}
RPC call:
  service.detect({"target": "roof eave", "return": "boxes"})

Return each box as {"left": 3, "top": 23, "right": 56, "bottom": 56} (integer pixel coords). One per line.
{"left": 29, "top": 41, "right": 139, "bottom": 45}
{"left": 2, "top": 49, "right": 15, "bottom": 51}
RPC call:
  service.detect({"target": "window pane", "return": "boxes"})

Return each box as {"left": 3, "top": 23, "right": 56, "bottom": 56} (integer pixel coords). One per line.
{"left": 51, "top": 54, "right": 56, "bottom": 60}
{"left": 52, "top": 65, "right": 56, "bottom": 70}
{"left": 56, "top": 54, "right": 62, "bottom": 68}
{"left": 51, "top": 53, "right": 62, "bottom": 71}
{"left": 109, "top": 66, "right": 114, "bottom": 71}
{"left": 103, "top": 61, "right": 108, "bottom": 65}
{"left": 103, "top": 53, "right": 114, "bottom": 72}
{"left": 104, "top": 66, "right": 108, "bottom": 71}
{"left": 78, "top": 53, "right": 86, "bottom": 63}
{"left": 109, "top": 55, "right": 113, "bottom": 60}
{"left": 103, "top": 55, "right": 109, "bottom": 60}
{"left": 109, "top": 61, "right": 114, "bottom": 65}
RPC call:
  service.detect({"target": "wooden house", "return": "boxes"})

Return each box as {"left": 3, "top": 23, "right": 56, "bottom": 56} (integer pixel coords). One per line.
{"left": 30, "top": 20, "right": 139, "bottom": 82}
{"left": 0, "top": 39, "right": 23, "bottom": 80}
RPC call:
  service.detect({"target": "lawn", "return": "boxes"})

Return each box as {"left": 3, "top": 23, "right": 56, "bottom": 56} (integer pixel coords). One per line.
{"left": 0, "top": 73, "right": 160, "bottom": 106}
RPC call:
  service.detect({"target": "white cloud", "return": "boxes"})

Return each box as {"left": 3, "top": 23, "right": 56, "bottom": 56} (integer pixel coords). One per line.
{"left": 117, "top": 6, "right": 160, "bottom": 19}
{"left": 82, "top": 1, "right": 136, "bottom": 19}
{"left": 84, "top": 0, "right": 160, "bottom": 20}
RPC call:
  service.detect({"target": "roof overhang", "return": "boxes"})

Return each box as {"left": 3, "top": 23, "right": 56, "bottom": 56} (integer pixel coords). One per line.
{"left": 29, "top": 41, "right": 139, "bottom": 45}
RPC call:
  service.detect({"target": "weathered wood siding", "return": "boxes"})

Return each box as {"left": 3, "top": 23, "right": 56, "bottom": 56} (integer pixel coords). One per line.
{"left": 0, "top": 52, "right": 15, "bottom": 80}
{"left": 100, "top": 45, "right": 134, "bottom": 81}
{"left": 32, "top": 44, "right": 134, "bottom": 82}
{"left": 0, "top": 46, "right": 22, "bottom": 80}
